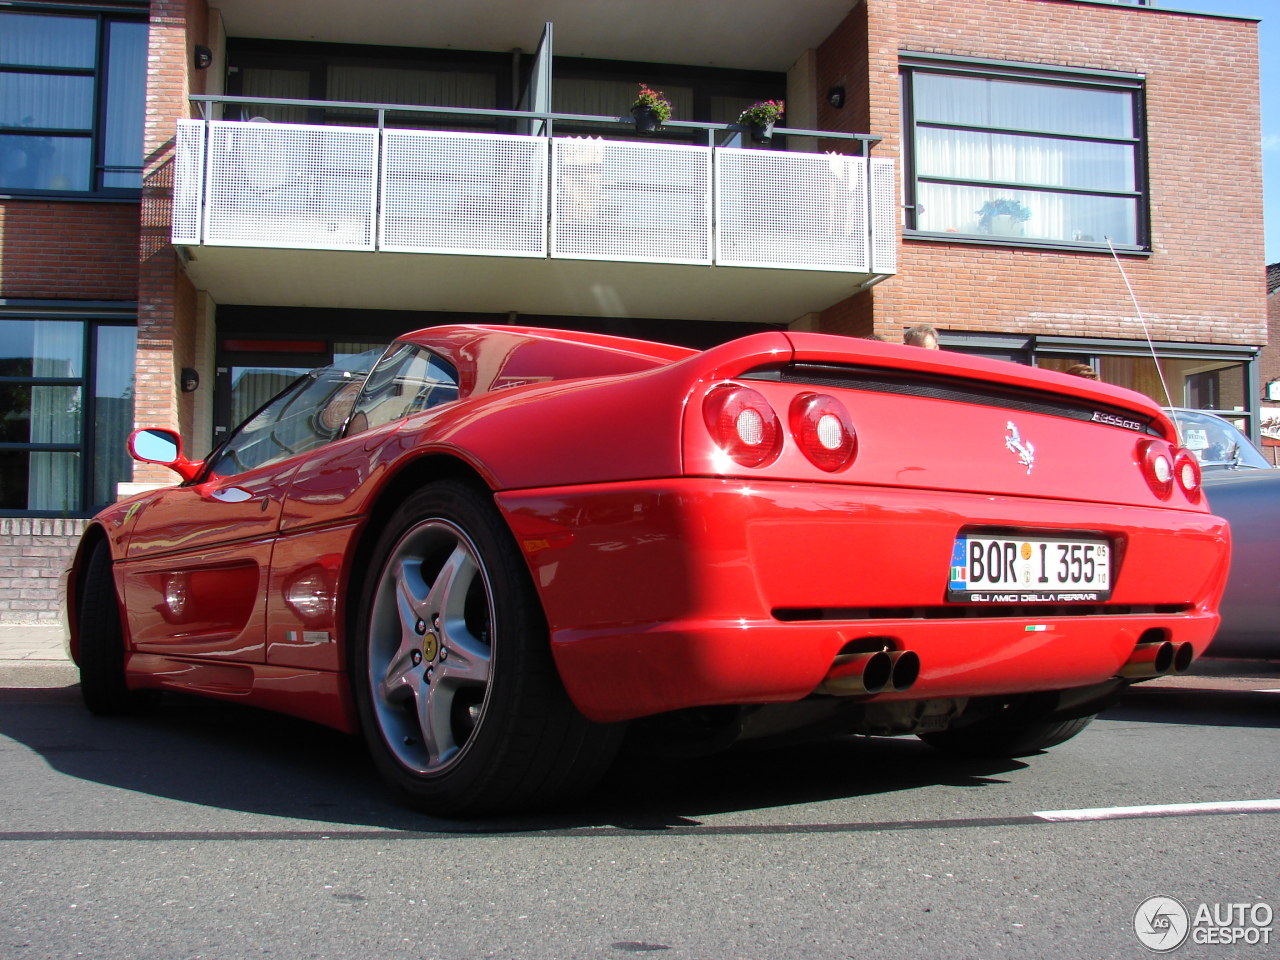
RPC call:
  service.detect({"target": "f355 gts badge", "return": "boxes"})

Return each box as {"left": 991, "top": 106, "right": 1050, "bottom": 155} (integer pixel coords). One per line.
{"left": 1005, "top": 421, "right": 1035, "bottom": 474}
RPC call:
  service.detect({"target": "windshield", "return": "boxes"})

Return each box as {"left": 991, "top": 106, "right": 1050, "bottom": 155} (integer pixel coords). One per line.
{"left": 1169, "top": 409, "right": 1273, "bottom": 470}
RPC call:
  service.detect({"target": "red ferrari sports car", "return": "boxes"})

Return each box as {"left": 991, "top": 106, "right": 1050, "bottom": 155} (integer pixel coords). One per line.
{"left": 63, "top": 325, "right": 1229, "bottom": 815}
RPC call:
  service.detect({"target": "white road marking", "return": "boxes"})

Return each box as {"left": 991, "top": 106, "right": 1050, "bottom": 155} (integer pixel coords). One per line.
{"left": 1034, "top": 799, "right": 1280, "bottom": 822}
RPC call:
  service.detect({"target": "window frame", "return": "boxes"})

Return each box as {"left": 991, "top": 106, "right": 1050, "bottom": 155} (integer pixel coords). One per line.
{"left": 0, "top": 4, "right": 148, "bottom": 199}
{"left": 0, "top": 304, "right": 138, "bottom": 517}
{"left": 899, "top": 54, "right": 1150, "bottom": 254}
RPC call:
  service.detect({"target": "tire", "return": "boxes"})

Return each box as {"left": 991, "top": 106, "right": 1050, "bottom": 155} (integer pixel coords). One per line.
{"left": 350, "top": 480, "right": 623, "bottom": 816}
{"left": 78, "top": 539, "right": 152, "bottom": 715}
{"left": 919, "top": 700, "right": 1096, "bottom": 758}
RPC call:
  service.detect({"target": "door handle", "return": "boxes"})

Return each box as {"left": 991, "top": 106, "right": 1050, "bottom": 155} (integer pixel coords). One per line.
{"left": 210, "top": 487, "right": 254, "bottom": 504}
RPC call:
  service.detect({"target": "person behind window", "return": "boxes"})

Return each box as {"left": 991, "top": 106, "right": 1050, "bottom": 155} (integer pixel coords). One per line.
{"left": 903, "top": 324, "right": 939, "bottom": 349}
{"left": 1065, "top": 363, "right": 1100, "bottom": 380}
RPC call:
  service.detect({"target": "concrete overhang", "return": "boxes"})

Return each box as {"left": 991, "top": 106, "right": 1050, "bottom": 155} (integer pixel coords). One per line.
{"left": 210, "top": 0, "right": 860, "bottom": 72}
{"left": 178, "top": 246, "right": 877, "bottom": 324}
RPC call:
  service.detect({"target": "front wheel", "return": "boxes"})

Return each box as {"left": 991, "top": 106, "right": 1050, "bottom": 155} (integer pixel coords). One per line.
{"left": 78, "top": 539, "right": 155, "bottom": 715}
{"left": 350, "top": 481, "right": 622, "bottom": 816}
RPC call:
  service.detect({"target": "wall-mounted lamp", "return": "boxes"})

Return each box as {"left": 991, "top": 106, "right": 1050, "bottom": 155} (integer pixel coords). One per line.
{"left": 180, "top": 368, "right": 201, "bottom": 393}
{"left": 827, "top": 85, "right": 846, "bottom": 109}
{"left": 193, "top": 45, "right": 213, "bottom": 70}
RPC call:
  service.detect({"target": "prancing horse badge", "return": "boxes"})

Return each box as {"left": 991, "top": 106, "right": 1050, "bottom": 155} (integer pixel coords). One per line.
{"left": 1005, "top": 421, "right": 1035, "bottom": 474}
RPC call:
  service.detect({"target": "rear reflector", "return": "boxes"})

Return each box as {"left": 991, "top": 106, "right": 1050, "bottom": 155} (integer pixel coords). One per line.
{"left": 1138, "top": 439, "right": 1174, "bottom": 499}
{"left": 703, "top": 384, "right": 782, "bottom": 468}
{"left": 789, "top": 393, "right": 857, "bottom": 472}
{"left": 1174, "top": 451, "right": 1202, "bottom": 502}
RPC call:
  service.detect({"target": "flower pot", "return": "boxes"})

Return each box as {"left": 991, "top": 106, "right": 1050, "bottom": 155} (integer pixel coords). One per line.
{"left": 631, "top": 105, "right": 662, "bottom": 133}
{"left": 988, "top": 214, "right": 1023, "bottom": 237}
{"left": 747, "top": 120, "right": 775, "bottom": 143}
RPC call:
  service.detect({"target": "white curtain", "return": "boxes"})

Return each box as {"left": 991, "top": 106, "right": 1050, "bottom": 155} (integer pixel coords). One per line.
{"left": 102, "top": 21, "right": 148, "bottom": 187}
{"left": 0, "top": 12, "right": 97, "bottom": 68}
{"left": 28, "top": 321, "right": 82, "bottom": 512}
{"left": 913, "top": 74, "right": 1136, "bottom": 243}
{"left": 0, "top": 12, "right": 98, "bottom": 190}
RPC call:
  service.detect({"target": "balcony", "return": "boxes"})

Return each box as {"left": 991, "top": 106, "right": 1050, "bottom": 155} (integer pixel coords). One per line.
{"left": 171, "top": 99, "right": 897, "bottom": 323}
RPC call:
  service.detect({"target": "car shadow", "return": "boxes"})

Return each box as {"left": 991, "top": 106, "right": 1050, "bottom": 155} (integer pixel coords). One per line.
{"left": 1105, "top": 686, "right": 1280, "bottom": 729}
{"left": 0, "top": 679, "right": 1033, "bottom": 834}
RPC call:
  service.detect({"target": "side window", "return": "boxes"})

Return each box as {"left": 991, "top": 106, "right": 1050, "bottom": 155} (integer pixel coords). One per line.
{"left": 210, "top": 353, "right": 379, "bottom": 478}
{"left": 345, "top": 344, "right": 458, "bottom": 438}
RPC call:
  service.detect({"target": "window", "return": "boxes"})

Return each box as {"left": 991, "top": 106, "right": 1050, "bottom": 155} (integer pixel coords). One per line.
{"left": 0, "top": 9, "right": 147, "bottom": 194}
{"left": 345, "top": 344, "right": 458, "bottom": 437}
{"left": 226, "top": 40, "right": 510, "bottom": 132}
{"left": 901, "top": 58, "right": 1146, "bottom": 248}
{"left": 1036, "top": 350, "right": 1253, "bottom": 432}
{"left": 0, "top": 316, "right": 136, "bottom": 513}
{"left": 551, "top": 57, "right": 784, "bottom": 146}
{"left": 210, "top": 350, "right": 384, "bottom": 479}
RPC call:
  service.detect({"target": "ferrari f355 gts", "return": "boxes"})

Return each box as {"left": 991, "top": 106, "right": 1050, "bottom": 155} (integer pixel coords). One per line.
{"left": 63, "top": 325, "right": 1230, "bottom": 815}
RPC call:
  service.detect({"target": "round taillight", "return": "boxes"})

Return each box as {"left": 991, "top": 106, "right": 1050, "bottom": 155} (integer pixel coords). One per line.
{"left": 1174, "top": 450, "right": 1202, "bottom": 502}
{"left": 702, "top": 384, "right": 782, "bottom": 468}
{"left": 789, "top": 393, "right": 857, "bottom": 472}
{"left": 1139, "top": 440, "right": 1174, "bottom": 499}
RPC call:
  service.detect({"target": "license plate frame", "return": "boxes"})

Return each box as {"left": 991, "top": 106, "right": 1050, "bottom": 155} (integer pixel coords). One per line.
{"left": 948, "top": 533, "right": 1112, "bottom": 603}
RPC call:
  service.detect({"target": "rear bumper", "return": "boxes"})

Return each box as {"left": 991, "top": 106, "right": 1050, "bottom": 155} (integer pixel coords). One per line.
{"left": 496, "top": 479, "right": 1229, "bottom": 723}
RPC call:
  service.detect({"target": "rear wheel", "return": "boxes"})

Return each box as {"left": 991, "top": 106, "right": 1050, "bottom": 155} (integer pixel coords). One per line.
{"left": 919, "top": 696, "right": 1096, "bottom": 758}
{"left": 350, "top": 481, "right": 622, "bottom": 816}
{"left": 78, "top": 539, "right": 152, "bottom": 715}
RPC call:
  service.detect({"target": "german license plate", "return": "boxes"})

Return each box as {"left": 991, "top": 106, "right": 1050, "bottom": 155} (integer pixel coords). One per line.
{"left": 948, "top": 535, "right": 1111, "bottom": 602}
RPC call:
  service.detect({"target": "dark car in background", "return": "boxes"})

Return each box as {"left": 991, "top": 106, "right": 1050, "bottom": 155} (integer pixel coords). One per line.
{"left": 1170, "top": 409, "right": 1279, "bottom": 659}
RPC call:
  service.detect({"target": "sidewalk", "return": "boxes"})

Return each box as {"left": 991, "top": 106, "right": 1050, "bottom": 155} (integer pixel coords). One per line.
{"left": 0, "top": 624, "right": 68, "bottom": 661}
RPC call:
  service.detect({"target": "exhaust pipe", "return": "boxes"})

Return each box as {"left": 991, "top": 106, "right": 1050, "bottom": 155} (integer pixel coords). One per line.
{"left": 1173, "top": 641, "right": 1195, "bottom": 674}
{"left": 818, "top": 650, "right": 892, "bottom": 696}
{"left": 888, "top": 650, "right": 920, "bottom": 692}
{"left": 1118, "top": 640, "right": 1175, "bottom": 679}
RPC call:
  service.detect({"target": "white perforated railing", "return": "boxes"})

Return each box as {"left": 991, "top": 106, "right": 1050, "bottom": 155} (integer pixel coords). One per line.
{"left": 716, "top": 149, "right": 870, "bottom": 272}
{"left": 172, "top": 120, "right": 205, "bottom": 246}
{"left": 870, "top": 157, "right": 898, "bottom": 274}
{"left": 204, "top": 121, "right": 378, "bottom": 250}
{"left": 381, "top": 130, "right": 547, "bottom": 257}
{"left": 170, "top": 119, "right": 896, "bottom": 276}
{"left": 551, "top": 139, "right": 711, "bottom": 265}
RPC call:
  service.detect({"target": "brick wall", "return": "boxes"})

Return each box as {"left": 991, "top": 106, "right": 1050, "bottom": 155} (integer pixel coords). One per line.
{"left": 134, "top": 0, "right": 210, "bottom": 482}
{"left": 0, "top": 519, "right": 86, "bottom": 622}
{"left": 0, "top": 200, "right": 139, "bottom": 299}
{"left": 815, "top": 0, "right": 1266, "bottom": 346}
{"left": 1262, "top": 263, "right": 1280, "bottom": 387}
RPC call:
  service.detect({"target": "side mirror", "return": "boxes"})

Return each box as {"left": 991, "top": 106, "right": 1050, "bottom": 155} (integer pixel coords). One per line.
{"left": 127, "top": 428, "right": 203, "bottom": 482}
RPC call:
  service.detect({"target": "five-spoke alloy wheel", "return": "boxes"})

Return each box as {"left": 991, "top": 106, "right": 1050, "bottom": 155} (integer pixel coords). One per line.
{"left": 351, "top": 480, "right": 622, "bottom": 816}
{"left": 367, "top": 517, "right": 494, "bottom": 775}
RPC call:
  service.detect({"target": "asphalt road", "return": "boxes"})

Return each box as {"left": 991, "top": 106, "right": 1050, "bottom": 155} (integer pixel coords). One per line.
{"left": 1, "top": 662, "right": 1278, "bottom": 960}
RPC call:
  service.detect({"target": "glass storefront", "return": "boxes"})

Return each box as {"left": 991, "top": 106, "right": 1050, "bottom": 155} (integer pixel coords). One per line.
{"left": 943, "top": 331, "right": 1260, "bottom": 444}
{"left": 1037, "top": 353, "right": 1251, "bottom": 416}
